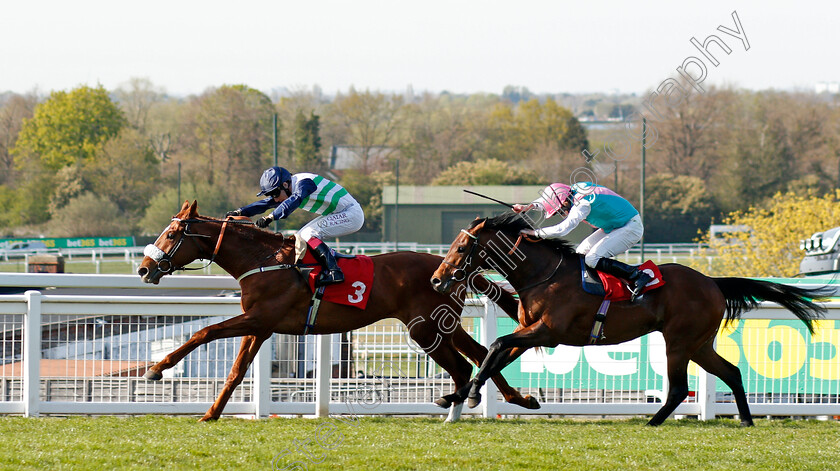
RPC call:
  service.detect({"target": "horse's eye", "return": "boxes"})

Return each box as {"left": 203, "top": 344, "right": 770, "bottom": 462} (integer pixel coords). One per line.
{"left": 166, "top": 232, "right": 176, "bottom": 240}
{"left": 456, "top": 246, "right": 465, "bottom": 253}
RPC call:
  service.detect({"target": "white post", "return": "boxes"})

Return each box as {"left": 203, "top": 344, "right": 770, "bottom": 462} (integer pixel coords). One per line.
{"left": 698, "top": 339, "right": 717, "bottom": 421}
{"left": 23, "top": 290, "right": 41, "bottom": 417}
{"left": 315, "top": 334, "right": 331, "bottom": 417}
{"left": 253, "top": 336, "right": 272, "bottom": 419}
{"left": 481, "top": 297, "right": 498, "bottom": 419}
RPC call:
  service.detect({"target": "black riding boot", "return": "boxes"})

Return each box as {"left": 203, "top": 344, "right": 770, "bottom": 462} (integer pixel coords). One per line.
{"left": 595, "top": 257, "right": 653, "bottom": 302}
{"left": 311, "top": 242, "right": 344, "bottom": 286}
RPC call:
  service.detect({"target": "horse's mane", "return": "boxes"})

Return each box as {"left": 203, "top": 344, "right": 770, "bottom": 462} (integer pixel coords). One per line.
{"left": 471, "top": 211, "right": 577, "bottom": 256}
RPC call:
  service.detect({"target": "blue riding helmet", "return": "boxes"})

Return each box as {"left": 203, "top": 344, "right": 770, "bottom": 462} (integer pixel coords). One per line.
{"left": 257, "top": 166, "right": 292, "bottom": 196}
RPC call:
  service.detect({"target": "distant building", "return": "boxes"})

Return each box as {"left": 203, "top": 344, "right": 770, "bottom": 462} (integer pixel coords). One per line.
{"left": 381, "top": 185, "right": 593, "bottom": 244}
{"left": 815, "top": 82, "right": 840, "bottom": 94}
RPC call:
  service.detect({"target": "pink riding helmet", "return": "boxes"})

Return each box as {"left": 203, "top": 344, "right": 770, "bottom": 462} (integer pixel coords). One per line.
{"left": 539, "top": 183, "right": 572, "bottom": 217}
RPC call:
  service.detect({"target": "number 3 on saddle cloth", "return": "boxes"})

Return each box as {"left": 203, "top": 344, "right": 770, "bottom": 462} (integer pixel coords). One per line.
{"left": 299, "top": 242, "right": 375, "bottom": 310}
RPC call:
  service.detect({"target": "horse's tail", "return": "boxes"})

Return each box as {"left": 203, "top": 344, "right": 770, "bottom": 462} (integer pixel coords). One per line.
{"left": 713, "top": 278, "right": 830, "bottom": 334}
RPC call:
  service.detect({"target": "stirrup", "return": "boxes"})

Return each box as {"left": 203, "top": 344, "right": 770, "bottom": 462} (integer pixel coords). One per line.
{"left": 317, "top": 269, "right": 344, "bottom": 286}
{"left": 629, "top": 272, "right": 653, "bottom": 302}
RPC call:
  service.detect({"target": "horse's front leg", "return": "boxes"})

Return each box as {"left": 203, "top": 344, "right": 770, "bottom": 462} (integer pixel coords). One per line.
{"left": 451, "top": 324, "right": 540, "bottom": 410}
{"left": 466, "top": 321, "right": 553, "bottom": 408}
{"left": 143, "top": 312, "right": 259, "bottom": 380}
{"left": 200, "top": 334, "right": 269, "bottom": 422}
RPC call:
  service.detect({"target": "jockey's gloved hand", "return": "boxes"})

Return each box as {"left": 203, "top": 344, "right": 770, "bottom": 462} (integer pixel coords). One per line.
{"left": 256, "top": 215, "right": 273, "bottom": 228}
{"left": 225, "top": 209, "right": 241, "bottom": 218}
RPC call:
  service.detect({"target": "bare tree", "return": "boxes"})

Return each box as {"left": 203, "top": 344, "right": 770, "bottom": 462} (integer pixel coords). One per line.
{"left": 114, "top": 77, "right": 165, "bottom": 133}
{"left": 649, "top": 86, "right": 736, "bottom": 181}
{"left": 0, "top": 92, "right": 38, "bottom": 185}
{"left": 326, "top": 88, "right": 404, "bottom": 174}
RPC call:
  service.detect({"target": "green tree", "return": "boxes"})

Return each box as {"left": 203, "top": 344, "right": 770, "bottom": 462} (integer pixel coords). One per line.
{"left": 483, "top": 98, "right": 588, "bottom": 161}
{"left": 139, "top": 181, "right": 234, "bottom": 235}
{"left": 694, "top": 190, "right": 840, "bottom": 277}
{"left": 292, "top": 110, "right": 323, "bottom": 172}
{"left": 643, "top": 174, "right": 717, "bottom": 242}
{"left": 13, "top": 85, "right": 126, "bottom": 172}
{"left": 0, "top": 174, "right": 54, "bottom": 229}
{"left": 431, "top": 158, "right": 541, "bottom": 185}
{"left": 49, "top": 164, "right": 88, "bottom": 217}
{"left": 85, "top": 128, "right": 161, "bottom": 217}
{"left": 48, "top": 192, "right": 125, "bottom": 237}
{"left": 0, "top": 185, "right": 20, "bottom": 231}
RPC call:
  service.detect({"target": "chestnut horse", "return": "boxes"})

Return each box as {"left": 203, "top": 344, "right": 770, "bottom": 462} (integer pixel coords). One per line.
{"left": 430, "top": 212, "right": 829, "bottom": 426}
{"left": 138, "top": 201, "right": 539, "bottom": 421}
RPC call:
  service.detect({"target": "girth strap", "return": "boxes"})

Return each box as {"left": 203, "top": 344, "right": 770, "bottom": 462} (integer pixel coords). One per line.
{"left": 588, "top": 299, "right": 611, "bottom": 344}
{"left": 304, "top": 285, "right": 326, "bottom": 335}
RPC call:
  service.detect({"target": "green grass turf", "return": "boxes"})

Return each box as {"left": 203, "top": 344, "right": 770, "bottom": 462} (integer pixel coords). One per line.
{"left": 0, "top": 416, "right": 837, "bottom": 470}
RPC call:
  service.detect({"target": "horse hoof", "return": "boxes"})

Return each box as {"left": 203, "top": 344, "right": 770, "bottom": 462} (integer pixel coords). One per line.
{"left": 143, "top": 369, "right": 162, "bottom": 381}
{"left": 740, "top": 420, "right": 754, "bottom": 427}
{"left": 525, "top": 395, "right": 541, "bottom": 410}
{"left": 198, "top": 415, "right": 218, "bottom": 422}
{"left": 467, "top": 393, "right": 481, "bottom": 409}
{"left": 434, "top": 397, "right": 451, "bottom": 409}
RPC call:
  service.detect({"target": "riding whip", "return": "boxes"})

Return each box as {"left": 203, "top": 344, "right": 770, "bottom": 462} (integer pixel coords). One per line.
{"left": 462, "top": 189, "right": 539, "bottom": 229}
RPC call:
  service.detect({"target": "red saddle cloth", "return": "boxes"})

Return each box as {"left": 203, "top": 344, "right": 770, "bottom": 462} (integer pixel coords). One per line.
{"left": 597, "top": 260, "right": 665, "bottom": 301}
{"left": 301, "top": 250, "right": 374, "bottom": 310}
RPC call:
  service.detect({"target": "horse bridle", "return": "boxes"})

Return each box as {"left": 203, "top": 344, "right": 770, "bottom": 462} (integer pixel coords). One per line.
{"left": 442, "top": 226, "right": 563, "bottom": 293}
{"left": 144, "top": 217, "right": 251, "bottom": 274}
{"left": 442, "top": 229, "right": 482, "bottom": 282}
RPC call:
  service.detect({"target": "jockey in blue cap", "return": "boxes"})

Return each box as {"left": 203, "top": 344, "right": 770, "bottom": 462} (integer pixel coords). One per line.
{"left": 226, "top": 166, "right": 364, "bottom": 286}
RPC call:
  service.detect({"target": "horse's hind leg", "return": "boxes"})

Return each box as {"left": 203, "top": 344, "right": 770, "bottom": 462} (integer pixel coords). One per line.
{"left": 648, "top": 349, "right": 690, "bottom": 426}
{"left": 408, "top": 327, "right": 474, "bottom": 422}
{"left": 691, "top": 341, "right": 754, "bottom": 426}
{"left": 451, "top": 326, "right": 540, "bottom": 410}
{"left": 200, "top": 334, "right": 269, "bottom": 422}
{"left": 144, "top": 313, "right": 258, "bottom": 380}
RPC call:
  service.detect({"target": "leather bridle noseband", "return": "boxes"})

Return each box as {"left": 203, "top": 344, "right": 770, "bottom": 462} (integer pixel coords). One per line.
{"left": 144, "top": 217, "right": 251, "bottom": 274}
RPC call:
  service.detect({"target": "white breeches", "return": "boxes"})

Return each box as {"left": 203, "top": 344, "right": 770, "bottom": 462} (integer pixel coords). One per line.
{"left": 577, "top": 215, "right": 644, "bottom": 268}
{"left": 298, "top": 202, "right": 365, "bottom": 242}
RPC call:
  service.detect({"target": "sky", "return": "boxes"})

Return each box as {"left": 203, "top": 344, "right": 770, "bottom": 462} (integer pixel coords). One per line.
{"left": 2, "top": 0, "right": 838, "bottom": 97}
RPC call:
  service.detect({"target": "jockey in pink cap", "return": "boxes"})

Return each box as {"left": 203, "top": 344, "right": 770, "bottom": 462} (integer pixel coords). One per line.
{"left": 513, "top": 182, "right": 652, "bottom": 301}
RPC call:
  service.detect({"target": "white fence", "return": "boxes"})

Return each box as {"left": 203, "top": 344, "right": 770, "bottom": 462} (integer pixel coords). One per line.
{"left": 2, "top": 242, "right": 705, "bottom": 274}
{"left": 0, "top": 273, "right": 837, "bottom": 420}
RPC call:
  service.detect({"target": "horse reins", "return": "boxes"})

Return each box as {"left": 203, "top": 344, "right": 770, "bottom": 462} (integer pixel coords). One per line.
{"left": 145, "top": 217, "right": 256, "bottom": 274}
{"left": 444, "top": 228, "right": 562, "bottom": 293}
{"left": 505, "top": 231, "right": 563, "bottom": 292}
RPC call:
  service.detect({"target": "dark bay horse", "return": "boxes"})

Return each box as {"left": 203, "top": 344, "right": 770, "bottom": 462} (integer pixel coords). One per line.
{"left": 430, "top": 212, "right": 829, "bottom": 426}
{"left": 137, "top": 201, "right": 539, "bottom": 421}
